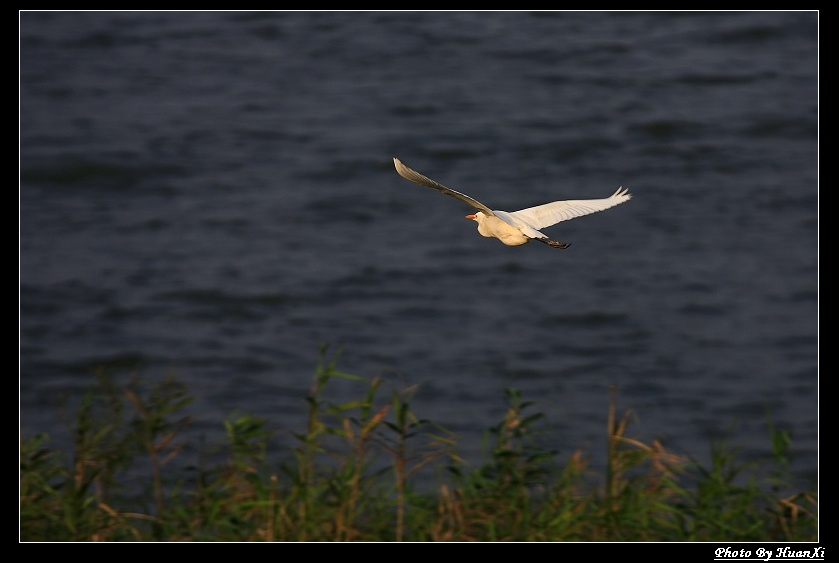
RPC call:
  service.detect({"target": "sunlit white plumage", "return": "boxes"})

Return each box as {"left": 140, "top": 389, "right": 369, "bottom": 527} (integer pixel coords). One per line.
{"left": 393, "top": 157, "right": 631, "bottom": 249}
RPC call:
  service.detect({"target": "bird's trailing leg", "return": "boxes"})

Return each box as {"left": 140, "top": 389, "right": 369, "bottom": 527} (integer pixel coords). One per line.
{"left": 538, "top": 237, "right": 571, "bottom": 249}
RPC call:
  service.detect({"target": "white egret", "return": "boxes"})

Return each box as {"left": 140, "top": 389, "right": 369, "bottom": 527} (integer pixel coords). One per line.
{"left": 393, "top": 157, "right": 631, "bottom": 249}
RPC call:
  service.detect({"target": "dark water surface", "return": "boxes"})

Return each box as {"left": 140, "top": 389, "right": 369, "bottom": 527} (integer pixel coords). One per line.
{"left": 20, "top": 11, "right": 818, "bottom": 485}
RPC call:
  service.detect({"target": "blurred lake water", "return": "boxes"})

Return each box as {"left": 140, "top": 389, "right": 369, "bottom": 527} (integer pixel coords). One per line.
{"left": 20, "top": 11, "right": 818, "bottom": 485}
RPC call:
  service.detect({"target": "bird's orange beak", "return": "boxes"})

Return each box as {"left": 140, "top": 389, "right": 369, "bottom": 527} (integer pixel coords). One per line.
{"left": 465, "top": 214, "right": 476, "bottom": 219}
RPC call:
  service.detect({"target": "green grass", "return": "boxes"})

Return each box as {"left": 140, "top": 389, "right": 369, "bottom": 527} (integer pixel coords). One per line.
{"left": 20, "top": 347, "right": 818, "bottom": 542}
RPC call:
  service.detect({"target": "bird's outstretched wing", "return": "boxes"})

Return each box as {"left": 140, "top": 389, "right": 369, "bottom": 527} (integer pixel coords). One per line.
{"left": 393, "top": 157, "right": 496, "bottom": 216}
{"left": 509, "top": 187, "right": 632, "bottom": 230}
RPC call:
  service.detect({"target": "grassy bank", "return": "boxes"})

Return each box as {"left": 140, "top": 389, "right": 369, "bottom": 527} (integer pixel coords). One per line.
{"left": 20, "top": 348, "right": 817, "bottom": 542}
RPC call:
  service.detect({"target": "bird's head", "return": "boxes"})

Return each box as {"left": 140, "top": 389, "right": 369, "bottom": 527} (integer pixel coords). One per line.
{"left": 465, "top": 212, "right": 486, "bottom": 223}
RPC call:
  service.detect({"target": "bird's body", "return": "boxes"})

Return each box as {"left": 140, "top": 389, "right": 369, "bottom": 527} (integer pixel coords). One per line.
{"left": 392, "top": 157, "right": 631, "bottom": 249}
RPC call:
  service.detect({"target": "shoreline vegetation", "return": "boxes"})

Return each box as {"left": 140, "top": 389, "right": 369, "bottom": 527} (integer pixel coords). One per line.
{"left": 20, "top": 347, "right": 817, "bottom": 542}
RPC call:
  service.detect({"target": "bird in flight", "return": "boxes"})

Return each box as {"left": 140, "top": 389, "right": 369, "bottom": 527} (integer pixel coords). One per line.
{"left": 392, "top": 157, "right": 631, "bottom": 249}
